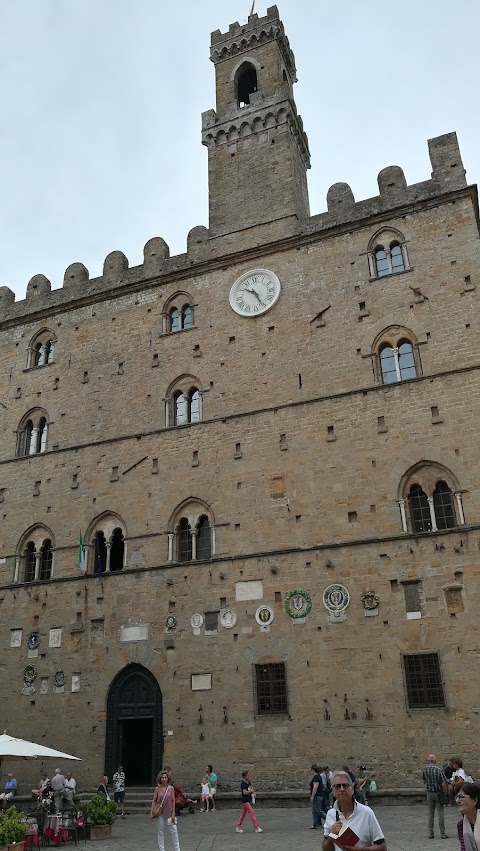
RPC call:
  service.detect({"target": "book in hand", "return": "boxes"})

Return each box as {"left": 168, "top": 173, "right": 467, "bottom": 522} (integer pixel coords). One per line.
{"left": 328, "top": 824, "right": 360, "bottom": 847}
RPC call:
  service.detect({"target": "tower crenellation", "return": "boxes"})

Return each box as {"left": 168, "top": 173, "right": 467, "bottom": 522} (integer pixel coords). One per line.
{"left": 210, "top": 6, "right": 297, "bottom": 86}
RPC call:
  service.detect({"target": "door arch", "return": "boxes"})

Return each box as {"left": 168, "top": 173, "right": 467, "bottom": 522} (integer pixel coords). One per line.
{"left": 105, "top": 664, "right": 163, "bottom": 785}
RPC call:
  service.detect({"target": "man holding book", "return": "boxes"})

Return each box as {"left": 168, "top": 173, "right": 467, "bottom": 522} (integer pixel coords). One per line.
{"left": 323, "top": 770, "right": 386, "bottom": 851}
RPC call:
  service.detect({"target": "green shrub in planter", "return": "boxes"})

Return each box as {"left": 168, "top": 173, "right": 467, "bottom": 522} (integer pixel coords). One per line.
{"left": 83, "top": 794, "right": 117, "bottom": 825}
{"left": 0, "top": 807, "right": 27, "bottom": 845}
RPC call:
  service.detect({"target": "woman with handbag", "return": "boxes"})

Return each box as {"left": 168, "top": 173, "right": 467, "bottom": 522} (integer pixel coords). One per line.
{"left": 97, "top": 776, "right": 110, "bottom": 800}
{"left": 150, "top": 770, "right": 181, "bottom": 851}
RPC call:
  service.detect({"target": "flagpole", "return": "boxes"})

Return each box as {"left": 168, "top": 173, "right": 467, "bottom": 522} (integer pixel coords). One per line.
{"left": 249, "top": 1, "right": 255, "bottom": 16}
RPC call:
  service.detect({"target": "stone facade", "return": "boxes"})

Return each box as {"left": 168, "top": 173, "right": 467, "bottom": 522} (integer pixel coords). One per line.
{"left": 0, "top": 5, "right": 479, "bottom": 791}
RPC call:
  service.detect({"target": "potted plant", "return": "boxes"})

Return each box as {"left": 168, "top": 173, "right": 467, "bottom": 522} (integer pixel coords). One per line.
{"left": 0, "top": 806, "right": 27, "bottom": 851}
{"left": 83, "top": 794, "right": 117, "bottom": 840}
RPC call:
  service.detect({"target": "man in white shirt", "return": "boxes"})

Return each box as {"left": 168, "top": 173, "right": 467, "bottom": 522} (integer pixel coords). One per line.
{"left": 64, "top": 772, "right": 76, "bottom": 805}
{"left": 323, "top": 770, "right": 386, "bottom": 851}
{"left": 113, "top": 766, "right": 126, "bottom": 819}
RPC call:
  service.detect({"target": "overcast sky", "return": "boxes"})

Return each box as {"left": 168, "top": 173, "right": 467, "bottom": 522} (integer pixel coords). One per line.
{"left": 0, "top": 0, "right": 478, "bottom": 300}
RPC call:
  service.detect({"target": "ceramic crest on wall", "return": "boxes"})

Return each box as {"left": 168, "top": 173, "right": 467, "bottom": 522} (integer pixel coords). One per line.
{"left": 220, "top": 608, "right": 237, "bottom": 628}
{"left": 323, "top": 583, "right": 350, "bottom": 623}
{"left": 284, "top": 589, "right": 312, "bottom": 619}
{"left": 255, "top": 605, "right": 274, "bottom": 626}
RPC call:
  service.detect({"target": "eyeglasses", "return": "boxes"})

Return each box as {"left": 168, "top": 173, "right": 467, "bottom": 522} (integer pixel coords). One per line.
{"left": 333, "top": 783, "right": 351, "bottom": 790}
{"left": 455, "top": 795, "right": 470, "bottom": 801}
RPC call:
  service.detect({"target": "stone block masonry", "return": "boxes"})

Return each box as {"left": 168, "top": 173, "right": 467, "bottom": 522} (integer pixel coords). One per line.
{"left": 0, "top": 5, "right": 478, "bottom": 793}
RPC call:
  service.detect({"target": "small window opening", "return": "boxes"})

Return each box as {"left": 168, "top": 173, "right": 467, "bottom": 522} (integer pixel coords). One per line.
{"left": 237, "top": 64, "right": 258, "bottom": 108}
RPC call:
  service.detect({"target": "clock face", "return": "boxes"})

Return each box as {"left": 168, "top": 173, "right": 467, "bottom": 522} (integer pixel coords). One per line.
{"left": 229, "top": 269, "right": 281, "bottom": 316}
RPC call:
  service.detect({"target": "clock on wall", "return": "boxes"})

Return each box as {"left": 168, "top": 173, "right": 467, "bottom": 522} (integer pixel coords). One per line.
{"left": 229, "top": 269, "right": 281, "bottom": 317}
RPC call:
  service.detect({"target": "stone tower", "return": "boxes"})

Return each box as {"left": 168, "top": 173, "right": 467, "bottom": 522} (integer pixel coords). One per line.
{"left": 202, "top": 5, "right": 310, "bottom": 236}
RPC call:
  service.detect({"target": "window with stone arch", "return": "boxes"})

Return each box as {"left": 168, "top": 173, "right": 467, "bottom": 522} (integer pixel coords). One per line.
{"left": 235, "top": 61, "right": 258, "bottom": 108}
{"left": 14, "top": 526, "right": 55, "bottom": 583}
{"left": 367, "top": 227, "right": 410, "bottom": 279}
{"left": 86, "top": 513, "right": 127, "bottom": 575}
{"left": 397, "top": 462, "right": 466, "bottom": 534}
{"left": 27, "top": 328, "right": 56, "bottom": 369}
{"left": 372, "top": 326, "right": 421, "bottom": 385}
{"left": 163, "top": 292, "right": 195, "bottom": 334}
{"left": 168, "top": 501, "right": 215, "bottom": 563}
{"left": 165, "top": 375, "right": 203, "bottom": 427}
{"left": 16, "top": 409, "right": 49, "bottom": 457}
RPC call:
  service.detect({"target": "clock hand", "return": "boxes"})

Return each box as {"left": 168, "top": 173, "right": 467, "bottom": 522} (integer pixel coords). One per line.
{"left": 246, "top": 287, "right": 264, "bottom": 305}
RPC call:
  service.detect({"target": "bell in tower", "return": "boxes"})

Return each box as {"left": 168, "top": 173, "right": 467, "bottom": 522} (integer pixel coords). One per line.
{"left": 202, "top": 5, "right": 311, "bottom": 237}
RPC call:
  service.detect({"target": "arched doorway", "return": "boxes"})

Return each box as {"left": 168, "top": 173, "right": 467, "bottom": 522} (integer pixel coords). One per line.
{"left": 105, "top": 664, "right": 163, "bottom": 785}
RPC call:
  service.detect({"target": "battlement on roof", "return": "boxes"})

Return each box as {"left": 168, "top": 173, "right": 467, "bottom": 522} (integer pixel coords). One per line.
{"left": 0, "top": 132, "right": 469, "bottom": 324}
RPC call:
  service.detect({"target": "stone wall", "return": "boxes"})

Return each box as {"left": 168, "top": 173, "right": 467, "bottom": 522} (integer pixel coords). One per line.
{"left": 0, "top": 6, "right": 478, "bottom": 794}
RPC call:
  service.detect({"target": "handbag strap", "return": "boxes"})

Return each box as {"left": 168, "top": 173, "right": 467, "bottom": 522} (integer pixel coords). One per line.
{"left": 157, "top": 787, "right": 169, "bottom": 807}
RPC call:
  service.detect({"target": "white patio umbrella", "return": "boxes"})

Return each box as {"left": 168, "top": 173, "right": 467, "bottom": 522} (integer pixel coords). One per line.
{"left": 0, "top": 733, "right": 81, "bottom": 761}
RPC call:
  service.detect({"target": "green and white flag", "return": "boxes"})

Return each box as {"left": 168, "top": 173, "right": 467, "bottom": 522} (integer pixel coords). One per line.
{"left": 78, "top": 531, "right": 87, "bottom": 575}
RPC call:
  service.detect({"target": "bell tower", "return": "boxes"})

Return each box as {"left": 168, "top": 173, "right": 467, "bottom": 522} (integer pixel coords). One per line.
{"left": 202, "top": 5, "right": 311, "bottom": 237}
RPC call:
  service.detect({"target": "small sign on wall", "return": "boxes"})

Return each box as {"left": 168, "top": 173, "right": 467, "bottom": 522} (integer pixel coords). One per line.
{"left": 120, "top": 624, "right": 149, "bottom": 642}
{"left": 49, "top": 628, "right": 62, "bottom": 648}
{"left": 10, "top": 629, "right": 22, "bottom": 648}
{"left": 235, "top": 580, "right": 263, "bottom": 601}
{"left": 191, "top": 673, "right": 212, "bottom": 691}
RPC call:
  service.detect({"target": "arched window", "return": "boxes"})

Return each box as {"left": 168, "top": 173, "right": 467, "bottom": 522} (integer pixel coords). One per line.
{"left": 28, "top": 329, "right": 56, "bottom": 369}
{"left": 374, "top": 247, "right": 389, "bottom": 278}
{"left": 39, "top": 539, "right": 53, "bottom": 580}
{"left": 110, "top": 527, "right": 125, "bottom": 572}
{"left": 166, "top": 376, "right": 203, "bottom": 427}
{"left": 87, "top": 514, "right": 127, "bottom": 574}
{"left": 373, "top": 328, "right": 420, "bottom": 385}
{"left": 397, "top": 341, "right": 416, "bottom": 380}
{"left": 236, "top": 63, "right": 258, "bottom": 107}
{"left": 94, "top": 530, "right": 108, "bottom": 575}
{"left": 197, "top": 515, "right": 212, "bottom": 561}
{"left": 24, "top": 541, "right": 36, "bottom": 583}
{"left": 16, "top": 410, "right": 49, "bottom": 457}
{"left": 368, "top": 229, "right": 409, "bottom": 279}
{"left": 169, "top": 307, "right": 180, "bottom": 332}
{"left": 15, "top": 526, "right": 55, "bottom": 583}
{"left": 409, "top": 484, "right": 431, "bottom": 533}
{"left": 433, "top": 481, "right": 456, "bottom": 530}
{"left": 379, "top": 339, "right": 417, "bottom": 384}
{"left": 390, "top": 243, "right": 405, "bottom": 273}
{"left": 399, "top": 463, "right": 465, "bottom": 534}
{"left": 174, "top": 392, "right": 188, "bottom": 426}
{"left": 163, "top": 293, "right": 195, "bottom": 334}
{"left": 178, "top": 518, "right": 192, "bottom": 563}
{"left": 38, "top": 417, "right": 48, "bottom": 453}
{"left": 168, "top": 500, "right": 215, "bottom": 563}
{"left": 190, "top": 389, "right": 201, "bottom": 423}
{"left": 18, "top": 420, "right": 33, "bottom": 457}
{"left": 182, "top": 304, "right": 193, "bottom": 330}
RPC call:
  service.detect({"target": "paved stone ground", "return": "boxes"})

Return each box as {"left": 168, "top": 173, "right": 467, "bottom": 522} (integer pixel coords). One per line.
{"left": 84, "top": 804, "right": 461, "bottom": 850}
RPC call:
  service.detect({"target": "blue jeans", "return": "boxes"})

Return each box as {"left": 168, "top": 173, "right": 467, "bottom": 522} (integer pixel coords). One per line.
{"left": 312, "top": 796, "right": 326, "bottom": 827}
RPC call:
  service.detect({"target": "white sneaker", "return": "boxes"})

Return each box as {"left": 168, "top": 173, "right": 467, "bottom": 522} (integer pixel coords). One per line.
{"left": 236, "top": 827, "right": 243, "bottom": 833}
{"left": 255, "top": 827, "right": 263, "bottom": 833}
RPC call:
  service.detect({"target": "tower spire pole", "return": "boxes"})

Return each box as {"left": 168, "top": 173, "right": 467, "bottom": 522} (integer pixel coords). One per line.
{"left": 249, "top": 1, "right": 255, "bottom": 16}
